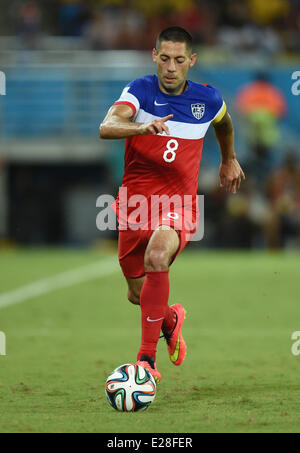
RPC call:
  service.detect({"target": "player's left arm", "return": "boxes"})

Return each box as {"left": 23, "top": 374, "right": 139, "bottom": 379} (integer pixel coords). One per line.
{"left": 213, "top": 111, "right": 245, "bottom": 194}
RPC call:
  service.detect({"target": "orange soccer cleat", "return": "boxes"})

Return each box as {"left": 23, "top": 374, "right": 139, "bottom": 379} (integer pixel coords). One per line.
{"left": 162, "top": 304, "right": 186, "bottom": 366}
{"left": 136, "top": 355, "right": 161, "bottom": 385}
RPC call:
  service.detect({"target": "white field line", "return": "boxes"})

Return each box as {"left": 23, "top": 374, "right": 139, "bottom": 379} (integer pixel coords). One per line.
{"left": 0, "top": 257, "right": 119, "bottom": 310}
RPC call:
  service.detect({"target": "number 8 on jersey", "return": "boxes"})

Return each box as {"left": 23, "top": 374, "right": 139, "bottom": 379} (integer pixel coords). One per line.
{"left": 163, "top": 139, "right": 179, "bottom": 163}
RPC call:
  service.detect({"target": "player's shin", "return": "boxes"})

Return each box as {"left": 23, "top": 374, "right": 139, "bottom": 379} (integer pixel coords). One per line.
{"left": 137, "top": 270, "right": 170, "bottom": 361}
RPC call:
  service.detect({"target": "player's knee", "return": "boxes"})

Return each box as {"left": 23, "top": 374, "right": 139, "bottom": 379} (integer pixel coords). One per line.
{"left": 127, "top": 289, "right": 140, "bottom": 305}
{"left": 144, "top": 248, "right": 169, "bottom": 272}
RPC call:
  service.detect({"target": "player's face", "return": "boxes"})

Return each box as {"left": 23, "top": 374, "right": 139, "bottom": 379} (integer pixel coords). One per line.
{"left": 152, "top": 41, "right": 197, "bottom": 95}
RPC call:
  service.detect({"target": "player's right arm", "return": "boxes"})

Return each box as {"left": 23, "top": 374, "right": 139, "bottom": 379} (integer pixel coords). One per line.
{"left": 99, "top": 104, "right": 173, "bottom": 139}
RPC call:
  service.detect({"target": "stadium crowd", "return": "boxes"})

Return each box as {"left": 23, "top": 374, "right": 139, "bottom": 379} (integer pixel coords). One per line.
{"left": 0, "top": 0, "right": 299, "bottom": 56}
{"left": 1, "top": 0, "right": 299, "bottom": 250}
{"left": 198, "top": 148, "right": 300, "bottom": 250}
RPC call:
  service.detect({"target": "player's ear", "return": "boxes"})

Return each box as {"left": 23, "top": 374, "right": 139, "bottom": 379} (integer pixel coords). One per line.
{"left": 152, "top": 48, "right": 158, "bottom": 63}
{"left": 189, "top": 53, "right": 197, "bottom": 68}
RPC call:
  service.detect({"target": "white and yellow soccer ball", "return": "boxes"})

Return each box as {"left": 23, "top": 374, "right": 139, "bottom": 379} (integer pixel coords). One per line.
{"left": 105, "top": 363, "right": 156, "bottom": 412}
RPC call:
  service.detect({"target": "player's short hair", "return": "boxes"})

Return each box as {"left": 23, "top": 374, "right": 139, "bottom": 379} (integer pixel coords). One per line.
{"left": 156, "top": 26, "right": 193, "bottom": 54}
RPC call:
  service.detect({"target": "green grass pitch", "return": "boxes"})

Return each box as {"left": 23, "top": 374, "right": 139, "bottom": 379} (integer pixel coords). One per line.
{"left": 0, "top": 247, "right": 299, "bottom": 433}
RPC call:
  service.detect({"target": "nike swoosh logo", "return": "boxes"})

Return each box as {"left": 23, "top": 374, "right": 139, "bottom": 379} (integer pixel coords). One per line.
{"left": 146, "top": 316, "right": 165, "bottom": 322}
{"left": 170, "top": 334, "right": 180, "bottom": 363}
{"left": 154, "top": 100, "right": 168, "bottom": 106}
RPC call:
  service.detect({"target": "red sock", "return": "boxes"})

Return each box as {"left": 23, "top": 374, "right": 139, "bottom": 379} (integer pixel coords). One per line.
{"left": 161, "top": 306, "right": 177, "bottom": 335}
{"left": 137, "top": 270, "right": 169, "bottom": 361}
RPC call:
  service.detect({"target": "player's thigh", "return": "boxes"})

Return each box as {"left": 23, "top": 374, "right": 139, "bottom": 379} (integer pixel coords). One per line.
{"left": 118, "top": 229, "right": 147, "bottom": 279}
{"left": 126, "top": 276, "right": 145, "bottom": 305}
{"left": 144, "top": 225, "right": 180, "bottom": 271}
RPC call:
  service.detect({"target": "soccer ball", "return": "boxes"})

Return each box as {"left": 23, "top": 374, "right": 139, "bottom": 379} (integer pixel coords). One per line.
{"left": 105, "top": 363, "right": 156, "bottom": 412}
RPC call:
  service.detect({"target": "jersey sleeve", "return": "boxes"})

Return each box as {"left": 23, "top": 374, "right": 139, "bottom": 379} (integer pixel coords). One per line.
{"left": 206, "top": 85, "right": 227, "bottom": 124}
{"left": 113, "top": 78, "right": 146, "bottom": 119}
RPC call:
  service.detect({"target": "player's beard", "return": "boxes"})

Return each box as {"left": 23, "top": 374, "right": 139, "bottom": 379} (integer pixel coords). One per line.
{"left": 160, "top": 78, "right": 187, "bottom": 95}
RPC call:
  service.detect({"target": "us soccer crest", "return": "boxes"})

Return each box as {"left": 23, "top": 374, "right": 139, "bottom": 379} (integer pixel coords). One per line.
{"left": 191, "top": 103, "right": 205, "bottom": 120}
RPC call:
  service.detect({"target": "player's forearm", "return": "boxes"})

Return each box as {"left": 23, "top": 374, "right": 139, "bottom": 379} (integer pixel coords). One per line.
{"left": 213, "top": 113, "right": 236, "bottom": 163}
{"left": 99, "top": 116, "right": 143, "bottom": 139}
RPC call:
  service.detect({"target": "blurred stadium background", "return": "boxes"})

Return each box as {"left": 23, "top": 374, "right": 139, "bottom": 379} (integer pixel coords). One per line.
{"left": 0, "top": 0, "right": 300, "bottom": 250}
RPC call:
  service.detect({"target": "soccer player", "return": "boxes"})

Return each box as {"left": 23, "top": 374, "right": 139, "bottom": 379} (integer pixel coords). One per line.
{"left": 100, "top": 26, "right": 245, "bottom": 384}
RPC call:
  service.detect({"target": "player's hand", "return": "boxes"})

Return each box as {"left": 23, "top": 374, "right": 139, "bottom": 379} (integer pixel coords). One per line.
{"left": 219, "top": 158, "right": 245, "bottom": 194}
{"left": 139, "top": 114, "right": 174, "bottom": 135}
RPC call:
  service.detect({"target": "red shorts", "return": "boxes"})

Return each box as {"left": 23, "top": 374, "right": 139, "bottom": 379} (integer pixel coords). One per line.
{"left": 118, "top": 213, "right": 197, "bottom": 279}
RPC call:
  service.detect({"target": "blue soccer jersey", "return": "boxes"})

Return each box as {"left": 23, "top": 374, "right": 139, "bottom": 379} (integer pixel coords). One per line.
{"left": 113, "top": 74, "right": 226, "bottom": 225}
